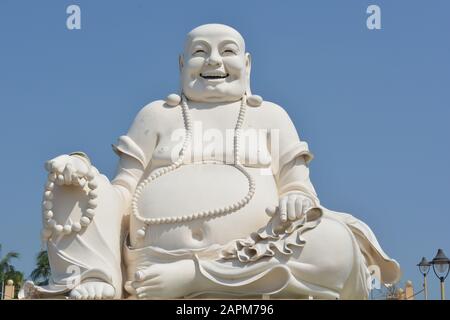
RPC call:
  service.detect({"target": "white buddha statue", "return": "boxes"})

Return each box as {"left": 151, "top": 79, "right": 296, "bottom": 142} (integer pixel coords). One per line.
{"left": 21, "top": 24, "right": 400, "bottom": 300}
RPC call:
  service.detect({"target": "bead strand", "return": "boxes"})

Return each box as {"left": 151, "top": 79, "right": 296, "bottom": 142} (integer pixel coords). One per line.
{"left": 41, "top": 167, "right": 99, "bottom": 242}
{"left": 132, "top": 94, "right": 256, "bottom": 240}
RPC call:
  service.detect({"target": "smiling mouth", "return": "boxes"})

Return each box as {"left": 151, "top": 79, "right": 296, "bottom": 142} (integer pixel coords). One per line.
{"left": 200, "top": 73, "right": 229, "bottom": 80}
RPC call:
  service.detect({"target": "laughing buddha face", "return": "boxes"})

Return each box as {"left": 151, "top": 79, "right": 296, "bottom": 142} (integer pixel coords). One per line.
{"left": 180, "top": 24, "right": 251, "bottom": 103}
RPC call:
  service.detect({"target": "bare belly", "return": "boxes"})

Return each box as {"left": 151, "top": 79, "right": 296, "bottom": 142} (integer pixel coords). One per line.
{"left": 130, "top": 164, "right": 279, "bottom": 250}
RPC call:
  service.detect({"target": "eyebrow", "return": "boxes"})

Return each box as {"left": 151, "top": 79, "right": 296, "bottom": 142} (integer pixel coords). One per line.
{"left": 219, "top": 39, "right": 240, "bottom": 48}
{"left": 190, "top": 40, "right": 210, "bottom": 50}
{"left": 189, "top": 38, "right": 242, "bottom": 51}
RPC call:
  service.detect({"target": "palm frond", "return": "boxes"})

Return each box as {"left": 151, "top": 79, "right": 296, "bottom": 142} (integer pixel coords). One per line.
{"left": 30, "top": 250, "right": 51, "bottom": 285}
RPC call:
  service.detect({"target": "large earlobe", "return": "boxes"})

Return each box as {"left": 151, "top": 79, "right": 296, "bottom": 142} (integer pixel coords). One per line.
{"left": 245, "top": 52, "right": 252, "bottom": 75}
{"left": 244, "top": 52, "right": 263, "bottom": 107}
{"left": 179, "top": 54, "right": 184, "bottom": 73}
{"left": 245, "top": 53, "right": 252, "bottom": 96}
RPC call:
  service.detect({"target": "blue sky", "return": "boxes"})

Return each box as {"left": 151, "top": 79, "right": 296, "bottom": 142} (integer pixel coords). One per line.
{"left": 0, "top": 0, "right": 449, "bottom": 299}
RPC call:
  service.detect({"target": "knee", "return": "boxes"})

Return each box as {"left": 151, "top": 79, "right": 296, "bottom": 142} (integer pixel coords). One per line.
{"left": 296, "top": 217, "right": 357, "bottom": 288}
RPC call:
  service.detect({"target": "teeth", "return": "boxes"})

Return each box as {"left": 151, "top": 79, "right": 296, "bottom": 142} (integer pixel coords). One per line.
{"left": 201, "top": 73, "right": 228, "bottom": 78}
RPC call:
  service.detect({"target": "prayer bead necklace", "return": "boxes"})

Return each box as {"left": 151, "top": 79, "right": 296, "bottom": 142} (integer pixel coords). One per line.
{"left": 41, "top": 169, "right": 99, "bottom": 241}
{"left": 132, "top": 95, "right": 256, "bottom": 240}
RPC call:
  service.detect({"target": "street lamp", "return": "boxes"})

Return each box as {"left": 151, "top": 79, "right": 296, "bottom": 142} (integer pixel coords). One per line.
{"left": 417, "top": 257, "right": 431, "bottom": 300}
{"left": 430, "top": 249, "right": 450, "bottom": 300}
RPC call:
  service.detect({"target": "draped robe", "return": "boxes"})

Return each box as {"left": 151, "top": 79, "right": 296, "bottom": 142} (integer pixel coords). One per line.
{"left": 21, "top": 100, "right": 401, "bottom": 299}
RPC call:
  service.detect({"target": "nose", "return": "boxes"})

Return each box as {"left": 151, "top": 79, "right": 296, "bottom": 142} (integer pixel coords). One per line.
{"left": 206, "top": 50, "right": 222, "bottom": 67}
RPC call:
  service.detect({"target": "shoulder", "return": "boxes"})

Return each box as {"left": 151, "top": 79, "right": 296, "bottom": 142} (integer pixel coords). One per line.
{"left": 125, "top": 100, "right": 170, "bottom": 140}
{"left": 130, "top": 99, "right": 178, "bottom": 129}
{"left": 134, "top": 100, "right": 167, "bottom": 121}
{"left": 256, "top": 100, "right": 295, "bottom": 126}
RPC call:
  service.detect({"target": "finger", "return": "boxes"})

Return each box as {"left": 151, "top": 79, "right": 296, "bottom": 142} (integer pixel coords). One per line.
{"left": 56, "top": 174, "right": 65, "bottom": 186}
{"left": 50, "top": 161, "right": 61, "bottom": 173}
{"left": 135, "top": 269, "right": 158, "bottom": 282}
{"left": 78, "top": 177, "right": 87, "bottom": 188}
{"left": 78, "top": 163, "right": 89, "bottom": 177}
{"left": 72, "top": 174, "right": 80, "bottom": 186}
{"left": 51, "top": 157, "right": 66, "bottom": 173}
{"left": 102, "top": 285, "right": 115, "bottom": 299}
{"left": 63, "top": 164, "right": 73, "bottom": 185}
{"left": 265, "top": 206, "right": 277, "bottom": 217}
{"left": 287, "top": 196, "right": 296, "bottom": 221}
{"left": 279, "top": 197, "right": 288, "bottom": 222}
{"left": 71, "top": 156, "right": 89, "bottom": 176}
{"left": 303, "top": 198, "right": 313, "bottom": 212}
{"left": 295, "top": 198, "right": 303, "bottom": 219}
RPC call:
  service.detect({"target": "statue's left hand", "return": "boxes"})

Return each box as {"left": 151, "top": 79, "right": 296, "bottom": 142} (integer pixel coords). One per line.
{"left": 130, "top": 260, "right": 197, "bottom": 299}
{"left": 266, "top": 193, "right": 314, "bottom": 223}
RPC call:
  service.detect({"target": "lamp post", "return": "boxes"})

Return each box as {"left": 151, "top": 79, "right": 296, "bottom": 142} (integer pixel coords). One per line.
{"left": 417, "top": 257, "right": 431, "bottom": 300}
{"left": 430, "top": 249, "right": 450, "bottom": 300}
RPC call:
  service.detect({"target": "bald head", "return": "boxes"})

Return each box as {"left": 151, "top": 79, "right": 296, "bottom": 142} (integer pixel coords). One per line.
{"left": 184, "top": 24, "right": 246, "bottom": 54}
{"left": 180, "top": 24, "right": 251, "bottom": 103}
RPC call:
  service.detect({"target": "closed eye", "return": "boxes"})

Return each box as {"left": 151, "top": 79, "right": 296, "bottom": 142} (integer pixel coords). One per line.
{"left": 222, "top": 49, "right": 236, "bottom": 55}
{"left": 193, "top": 49, "right": 206, "bottom": 55}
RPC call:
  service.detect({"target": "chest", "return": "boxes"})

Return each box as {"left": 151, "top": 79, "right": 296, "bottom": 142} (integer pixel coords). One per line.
{"left": 152, "top": 107, "right": 272, "bottom": 167}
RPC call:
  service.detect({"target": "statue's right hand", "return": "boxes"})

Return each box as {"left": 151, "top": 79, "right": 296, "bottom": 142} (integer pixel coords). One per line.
{"left": 45, "top": 154, "right": 91, "bottom": 185}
